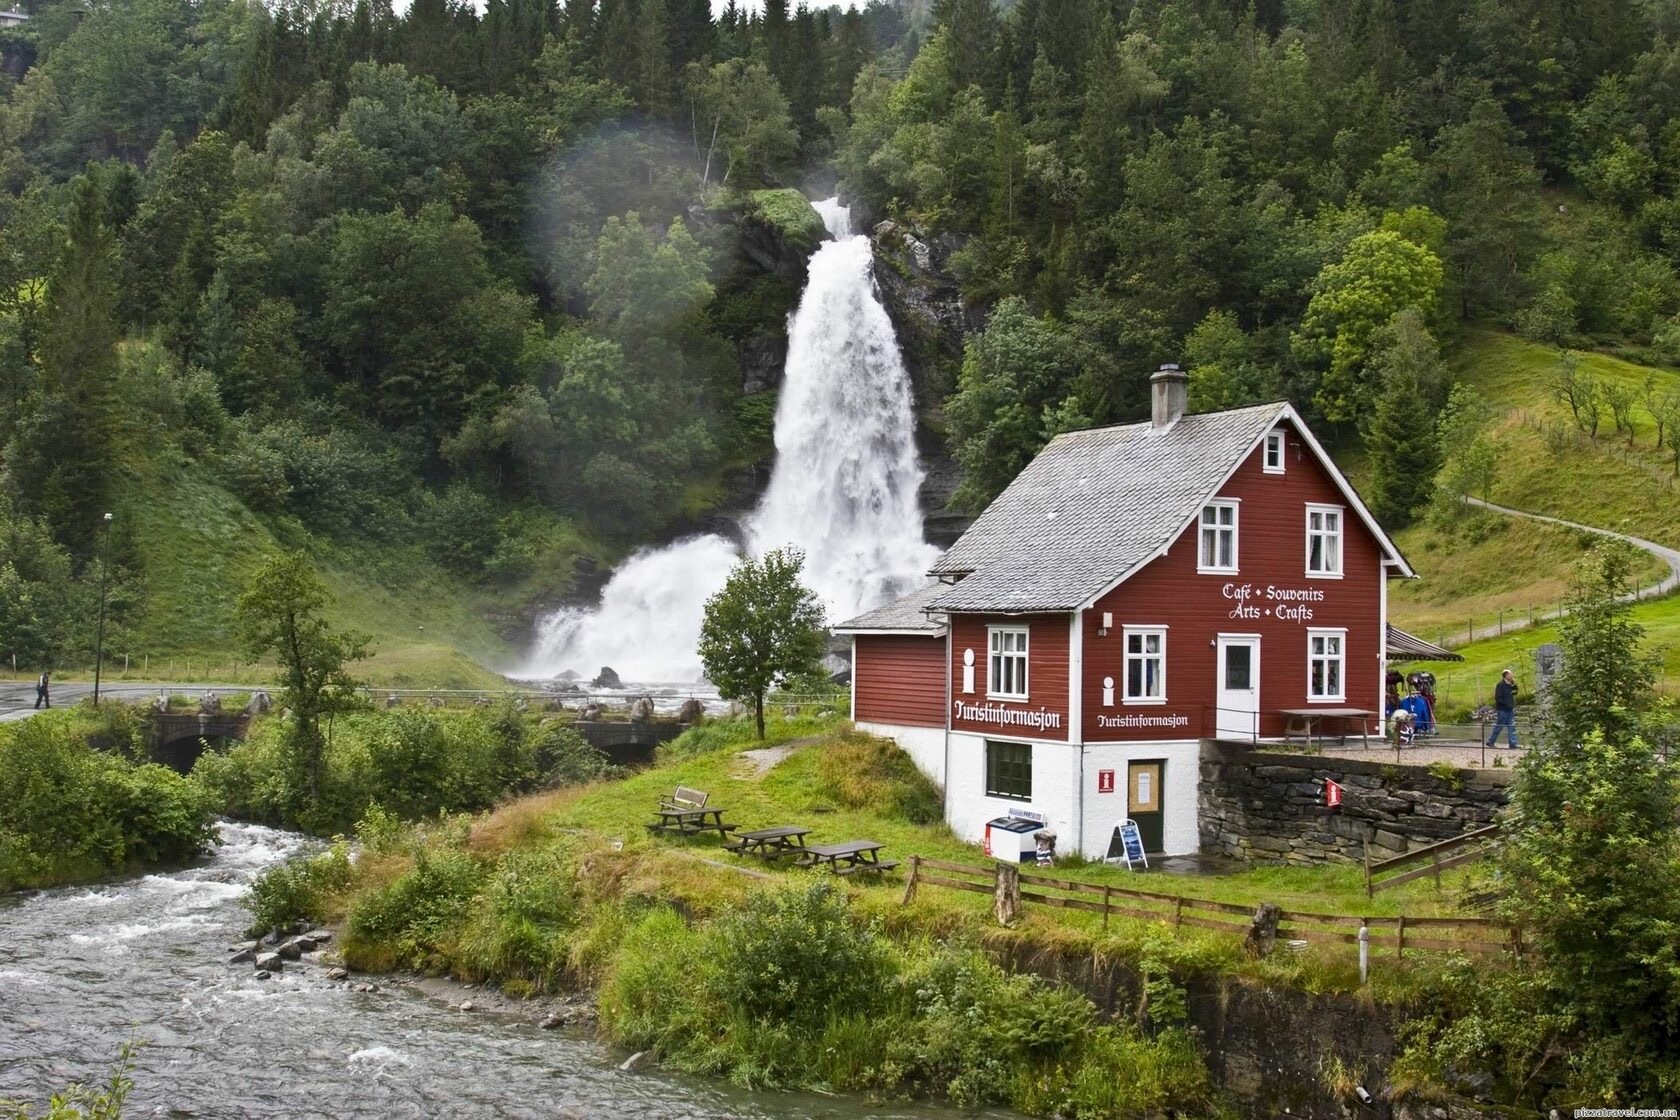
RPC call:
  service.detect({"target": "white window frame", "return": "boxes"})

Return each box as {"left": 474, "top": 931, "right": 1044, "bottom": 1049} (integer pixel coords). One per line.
{"left": 1307, "top": 628, "right": 1348, "bottom": 703}
{"left": 1264, "top": 430, "right": 1286, "bottom": 474}
{"left": 1305, "top": 503, "right": 1345, "bottom": 579}
{"left": 1198, "top": 499, "right": 1240, "bottom": 574}
{"left": 987, "top": 625, "right": 1030, "bottom": 700}
{"left": 1122, "top": 626, "right": 1167, "bottom": 704}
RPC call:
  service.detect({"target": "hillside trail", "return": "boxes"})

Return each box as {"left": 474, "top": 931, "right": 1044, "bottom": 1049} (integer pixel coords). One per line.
{"left": 1452, "top": 496, "right": 1680, "bottom": 645}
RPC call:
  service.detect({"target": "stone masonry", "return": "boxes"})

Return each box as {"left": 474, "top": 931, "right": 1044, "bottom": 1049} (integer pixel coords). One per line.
{"left": 1198, "top": 740, "right": 1510, "bottom": 864}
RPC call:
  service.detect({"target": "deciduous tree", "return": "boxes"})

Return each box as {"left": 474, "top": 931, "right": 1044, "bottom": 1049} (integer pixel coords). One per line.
{"left": 697, "top": 548, "right": 825, "bottom": 740}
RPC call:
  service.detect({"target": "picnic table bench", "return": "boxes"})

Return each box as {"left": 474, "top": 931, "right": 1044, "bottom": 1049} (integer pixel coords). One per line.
{"left": 1279, "top": 707, "right": 1375, "bottom": 747}
{"left": 724, "top": 825, "right": 811, "bottom": 861}
{"left": 794, "top": 840, "right": 898, "bottom": 876}
{"left": 648, "top": 785, "right": 733, "bottom": 838}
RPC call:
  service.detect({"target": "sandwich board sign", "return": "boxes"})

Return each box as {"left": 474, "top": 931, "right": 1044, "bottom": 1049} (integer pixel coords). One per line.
{"left": 1105, "top": 819, "right": 1148, "bottom": 870}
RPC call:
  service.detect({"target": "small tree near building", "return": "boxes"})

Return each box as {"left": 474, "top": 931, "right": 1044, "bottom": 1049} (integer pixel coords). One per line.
{"left": 236, "top": 553, "right": 370, "bottom": 808}
{"left": 698, "top": 547, "right": 825, "bottom": 740}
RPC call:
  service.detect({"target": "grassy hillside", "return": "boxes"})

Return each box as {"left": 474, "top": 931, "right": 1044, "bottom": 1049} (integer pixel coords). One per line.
{"left": 1454, "top": 331, "right": 1680, "bottom": 548}
{"left": 114, "top": 460, "right": 586, "bottom": 689}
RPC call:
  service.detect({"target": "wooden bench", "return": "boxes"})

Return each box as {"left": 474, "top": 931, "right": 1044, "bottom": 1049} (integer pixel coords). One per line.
{"left": 796, "top": 840, "right": 897, "bottom": 875}
{"left": 659, "top": 785, "right": 708, "bottom": 813}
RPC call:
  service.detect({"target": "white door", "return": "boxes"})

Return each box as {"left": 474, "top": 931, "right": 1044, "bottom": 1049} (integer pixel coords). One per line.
{"left": 1215, "top": 635, "right": 1261, "bottom": 740}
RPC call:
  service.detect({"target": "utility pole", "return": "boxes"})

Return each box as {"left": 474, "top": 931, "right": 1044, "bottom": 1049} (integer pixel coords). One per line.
{"left": 93, "top": 511, "right": 112, "bottom": 705}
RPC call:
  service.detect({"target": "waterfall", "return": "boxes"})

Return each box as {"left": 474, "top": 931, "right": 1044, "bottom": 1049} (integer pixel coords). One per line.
{"left": 519, "top": 198, "right": 938, "bottom": 683}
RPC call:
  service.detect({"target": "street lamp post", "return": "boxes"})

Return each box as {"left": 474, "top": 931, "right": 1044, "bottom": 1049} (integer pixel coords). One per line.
{"left": 93, "top": 512, "right": 112, "bottom": 706}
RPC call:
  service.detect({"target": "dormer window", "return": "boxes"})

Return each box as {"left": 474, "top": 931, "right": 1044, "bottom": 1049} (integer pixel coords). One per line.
{"left": 1264, "top": 430, "right": 1285, "bottom": 474}
{"left": 1198, "top": 500, "right": 1239, "bottom": 573}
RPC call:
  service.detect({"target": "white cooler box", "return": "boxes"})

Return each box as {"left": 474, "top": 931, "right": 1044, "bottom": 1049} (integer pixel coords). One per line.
{"left": 984, "top": 809, "right": 1046, "bottom": 863}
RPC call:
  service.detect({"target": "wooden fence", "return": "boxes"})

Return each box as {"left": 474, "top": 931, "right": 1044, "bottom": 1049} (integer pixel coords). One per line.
{"left": 1364, "top": 824, "right": 1501, "bottom": 896}
{"left": 901, "top": 856, "right": 1520, "bottom": 960}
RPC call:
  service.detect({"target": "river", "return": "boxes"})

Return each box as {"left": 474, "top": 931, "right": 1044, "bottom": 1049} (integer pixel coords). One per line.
{"left": 0, "top": 822, "right": 998, "bottom": 1119}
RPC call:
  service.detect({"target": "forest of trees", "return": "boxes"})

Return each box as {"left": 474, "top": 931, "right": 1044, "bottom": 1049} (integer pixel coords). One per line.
{"left": 4, "top": 0, "right": 1680, "bottom": 667}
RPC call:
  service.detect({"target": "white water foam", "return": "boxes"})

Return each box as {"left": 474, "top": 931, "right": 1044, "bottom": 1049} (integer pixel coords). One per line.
{"left": 520, "top": 198, "right": 937, "bottom": 682}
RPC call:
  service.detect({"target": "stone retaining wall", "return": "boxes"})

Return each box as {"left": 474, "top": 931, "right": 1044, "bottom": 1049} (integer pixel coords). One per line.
{"left": 1197, "top": 740, "right": 1510, "bottom": 863}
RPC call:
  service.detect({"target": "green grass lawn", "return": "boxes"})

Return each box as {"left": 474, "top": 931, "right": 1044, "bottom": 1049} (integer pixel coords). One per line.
{"left": 464, "top": 714, "right": 1494, "bottom": 999}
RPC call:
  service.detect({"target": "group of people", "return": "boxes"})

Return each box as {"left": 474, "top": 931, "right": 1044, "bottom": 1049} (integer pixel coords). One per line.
{"left": 1384, "top": 667, "right": 1520, "bottom": 748}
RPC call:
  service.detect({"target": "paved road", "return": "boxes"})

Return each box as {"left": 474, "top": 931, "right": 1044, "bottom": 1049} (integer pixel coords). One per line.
{"left": 1457, "top": 496, "right": 1680, "bottom": 643}
{"left": 0, "top": 681, "right": 247, "bottom": 722}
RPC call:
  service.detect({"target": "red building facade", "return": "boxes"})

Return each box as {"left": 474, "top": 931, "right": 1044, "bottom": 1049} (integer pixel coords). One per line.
{"left": 840, "top": 370, "right": 1411, "bottom": 858}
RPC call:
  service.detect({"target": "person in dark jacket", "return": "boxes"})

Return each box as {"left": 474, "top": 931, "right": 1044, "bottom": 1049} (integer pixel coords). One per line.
{"left": 33, "top": 669, "right": 50, "bottom": 709}
{"left": 1486, "top": 668, "right": 1518, "bottom": 748}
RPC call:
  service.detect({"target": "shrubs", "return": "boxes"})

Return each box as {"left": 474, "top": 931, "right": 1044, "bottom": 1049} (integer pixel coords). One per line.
{"left": 195, "top": 704, "right": 611, "bottom": 835}
{"left": 0, "top": 713, "right": 217, "bottom": 891}
{"left": 344, "top": 846, "right": 484, "bottom": 972}
{"left": 711, "top": 881, "right": 888, "bottom": 1027}
{"left": 243, "top": 843, "right": 352, "bottom": 937}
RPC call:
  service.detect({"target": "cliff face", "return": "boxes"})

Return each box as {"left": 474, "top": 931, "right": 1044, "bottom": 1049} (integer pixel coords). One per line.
{"left": 869, "top": 219, "right": 981, "bottom": 549}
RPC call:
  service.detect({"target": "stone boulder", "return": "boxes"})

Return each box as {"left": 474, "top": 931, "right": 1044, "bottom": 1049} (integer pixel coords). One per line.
{"left": 678, "top": 698, "right": 704, "bottom": 724}
{"left": 592, "top": 666, "right": 623, "bottom": 690}
{"left": 629, "top": 696, "right": 654, "bottom": 722}
{"left": 254, "top": 951, "right": 282, "bottom": 971}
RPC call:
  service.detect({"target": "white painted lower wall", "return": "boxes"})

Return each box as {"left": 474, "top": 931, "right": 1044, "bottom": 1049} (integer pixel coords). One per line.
{"left": 855, "top": 721, "right": 948, "bottom": 787}
{"left": 852, "top": 722, "right": 1205, "bottom": 858}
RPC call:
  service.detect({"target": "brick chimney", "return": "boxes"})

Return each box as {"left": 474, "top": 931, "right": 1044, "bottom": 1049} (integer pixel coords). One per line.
{"left": 1150, "top": 363, "right": 1188, "bottom": 429}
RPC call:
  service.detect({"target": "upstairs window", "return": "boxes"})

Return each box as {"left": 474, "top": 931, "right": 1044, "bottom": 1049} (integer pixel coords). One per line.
{"left": 1306, "top": 505, "right": 1343, "bottom": 577}
{"left": 1199, "top": 500, "right": 1239, "bottom": 573}
{"left": 1123, "top": 627, "right": 1167, "bottom": 703}
{"left": 988, "top": 626, "right": 1029, "bottom": 699}
{"left": 1264, "top": 430, "right": 1286, "bottom": 474}
{"left": 1308, "top": 629, "right": 1346, "bottom": 702}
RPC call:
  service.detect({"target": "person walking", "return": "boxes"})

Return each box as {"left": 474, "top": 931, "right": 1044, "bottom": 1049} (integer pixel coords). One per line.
{"left": 33, "top": 669, "right": 50, "bottom": 709}
{"left": 1486, "top": 668, "right": 1518, "bottom": 748}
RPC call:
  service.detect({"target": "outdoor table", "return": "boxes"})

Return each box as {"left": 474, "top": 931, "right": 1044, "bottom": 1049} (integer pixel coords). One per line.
{"left": 647, "top": 805, "right": 734, "bottom": 839}
{"left": 724, "top": 825, "right": 811, "bottom": 861}
{"left": 1278, "top": 708, "right": 1375, "bottom": 747}
{"left": 794, "top": 840, "right": 899, "bottom": 876}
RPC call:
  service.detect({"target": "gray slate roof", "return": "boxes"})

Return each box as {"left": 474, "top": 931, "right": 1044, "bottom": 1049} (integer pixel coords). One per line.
{"left": 926, "top": 404, "right": 1288, "bottom": 613}
{"left": 833, "top": 581, "right": 948, "bottom": 633}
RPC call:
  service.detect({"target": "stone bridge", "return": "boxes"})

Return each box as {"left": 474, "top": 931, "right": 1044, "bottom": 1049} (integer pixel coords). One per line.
{"left": 147, "top": 711, "right": 253, "bottom": 772}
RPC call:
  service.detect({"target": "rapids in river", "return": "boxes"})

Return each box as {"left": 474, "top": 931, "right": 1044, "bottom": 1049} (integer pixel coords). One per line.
{"left": 0, "top": 822, "right": 995, "bottom": 1119}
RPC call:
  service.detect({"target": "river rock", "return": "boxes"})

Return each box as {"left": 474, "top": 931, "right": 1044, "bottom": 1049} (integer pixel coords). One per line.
{"left": 275, "top": 940, "right": 303, "bottom": 961}
{"left": 255, "top": 952, "right": 282, "bottom": 971}
{"left": 327, "top": 967, "right": 349, "bottom": 981}
{"left": 538, "top": 1013, "right": 562, "bottom": 1030}
{"left": 305, "top": 929, "right": 333, "bottom": 944}
{"left": 591, "top": 666, "right": 623, "bottom": 690}
{"left": 459, "top": 1000, "right": 475, "bottom": 1012}
{"left": 229, "top": 946, "right": 256, "bottom": 965}
{"left": 292, "top": 936, "right": 317, "bottom": 952}
{"left": 619, "top": 1050, "right": 649, "bottom": 1072}
{"left": 254, "top": 970, "right": 272, "bottom": 980}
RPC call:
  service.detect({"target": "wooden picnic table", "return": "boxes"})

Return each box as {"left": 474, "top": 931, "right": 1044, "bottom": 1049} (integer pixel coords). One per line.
{"left": 724, "top": 825, "right": 811, "bottom": 861}
{"left": 647, "top": 805, "right": 734, "bottom": 839}
{"left": 1278, "top": 707, "right": 1375, "bottom": 747}
{"left": 794, "top": 840, "right": 899, "bottom": 876}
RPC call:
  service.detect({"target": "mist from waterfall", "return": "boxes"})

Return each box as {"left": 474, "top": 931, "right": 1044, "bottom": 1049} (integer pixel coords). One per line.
{"left": 519, "top": 198, "right": 938, "bottom": 683}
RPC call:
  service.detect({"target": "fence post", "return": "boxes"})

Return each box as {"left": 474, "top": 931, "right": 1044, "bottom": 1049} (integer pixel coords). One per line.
{"left": 1363, "top": 840, "right": 1372, "bottom": 898}
{"left": 1102, "top": 885, "right": 1112, "bottom": 931}
{"left": 993, "top": 863, "right": 1020, "bottom": 926}
{"left": 1173, "top": 895, "right": 1184, "bottom": 930}
{"left": 1358, "top": 921, "right": 1370, "bottom": 984}
{"left": 900, "top": 855, "right": 920, "bottom": 905}
{"left": 1397, "top": 915, "right": 1406, "bottom": 960}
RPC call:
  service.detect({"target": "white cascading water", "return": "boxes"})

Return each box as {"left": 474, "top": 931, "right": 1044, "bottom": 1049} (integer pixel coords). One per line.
{"left": 519, "top": 198, "right": 938, "bottom": 682}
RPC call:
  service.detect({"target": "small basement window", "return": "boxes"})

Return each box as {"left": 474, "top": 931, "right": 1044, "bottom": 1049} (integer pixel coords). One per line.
{"left": 1308, "top": 629, "right": 1347, "bottom": 702}
{"left": 1123, "top": 626, "right": 1166, "bottom": 703}
{"left": 1264, "top": 430, "right": 1286, "bottom": 474}
{"left": 988, "top": 625, "right": 1029, "bottom": 699}
{"left": 1199, "top": 500, "right": 1239, "bottom": 573}
{"left": 986, "top": 740, "right": 1032, "bottom": 801}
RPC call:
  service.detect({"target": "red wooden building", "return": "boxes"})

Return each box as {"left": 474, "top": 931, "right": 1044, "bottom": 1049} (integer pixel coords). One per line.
{"left": 836, "top": 367, "right": 1413, "bottom": 857}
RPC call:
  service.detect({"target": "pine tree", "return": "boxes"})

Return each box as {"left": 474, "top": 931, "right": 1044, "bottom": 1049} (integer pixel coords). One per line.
{"left": 631, "top": 0, "right": 673, "bottom": 114}
{"left": 597, "top": 0, "right": 638, "bottom": 89}
{"left": 934, "top": 0, "right": 1001, "bottom": 104}
{"left": 13, "top": 177, "right": 123, "bottom": 559}
{"left": 563, "top": 0, "right": 595, "bottom": 43}
{"left": 1364, "top": 371, "right": 1439, "bottom": 528}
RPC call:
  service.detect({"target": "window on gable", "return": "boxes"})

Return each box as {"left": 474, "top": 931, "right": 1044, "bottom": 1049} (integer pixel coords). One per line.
{"left": 1123, "top": 627, "right": 1167, "bottom": 703}
{"left": 988, "top": 626, "right": 1029, "bottom": 699}
{"left": 1199, "top": 500, "right": 1239, "bottom": 572}
{"left": 1308, "top": 629, "right": 1346, "bottom": 701}
{"left": 1264, "top": 430, "right": 1286, "bottom": 474}
{"left": 1307, "top": 505, "right": 1343, "bottom": 576}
